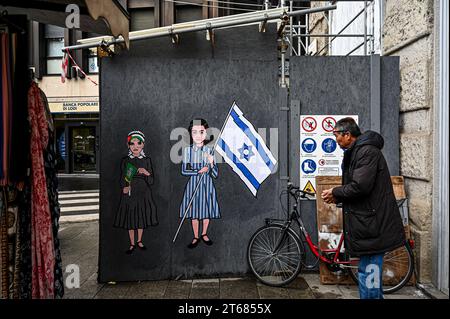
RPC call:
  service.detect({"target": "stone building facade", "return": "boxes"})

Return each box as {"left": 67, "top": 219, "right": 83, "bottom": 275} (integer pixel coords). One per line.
{"left": 383, "top": 0, "right": 436, "bottom": 284}
{"left": 308, "top": 0, "right": 448, "bottom": 294}
{"left": 308, "top": 1, "right": 330, "bottom": 55}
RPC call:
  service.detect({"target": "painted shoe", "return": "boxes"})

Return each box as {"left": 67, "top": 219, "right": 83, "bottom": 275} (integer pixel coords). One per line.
{"left": 187, "top": 238, "right": 200, "bottom": 249}
{"left": 126, "top": 245, "right": 135, "bottom": 255}
{"left": 137, "top": 241, "right": 147, "bottom": 250}
{"left": 201, "top": 234, "right": 213, "bottom": 246}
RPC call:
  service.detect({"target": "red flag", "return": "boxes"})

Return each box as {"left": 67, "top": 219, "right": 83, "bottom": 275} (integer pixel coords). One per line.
{"left": 61, "top": 52, "right": 68, "bottom": 83}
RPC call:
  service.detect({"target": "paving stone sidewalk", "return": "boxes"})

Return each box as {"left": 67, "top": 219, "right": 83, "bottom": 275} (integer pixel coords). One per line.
{"left": 59, "top": 221, "right": 430, "bottom": 299}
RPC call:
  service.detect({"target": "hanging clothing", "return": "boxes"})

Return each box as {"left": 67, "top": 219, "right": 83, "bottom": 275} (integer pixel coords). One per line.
{"left": 28, "top": 81, "right": 55, "bottom": 299}
{"left": 17, "top": 182, "right": 32, "bottom": 299}
{"left": 0, "top": 180, "right": 32, "bottom": 300}
{"left": 1, "top": 17, "right": 61, "bottom": 299}
{"left": 1, "top": 17, "right": 30, "bottom": 185}
{"left": 0, "top": 34, "right": 3, "bottom": 182}
{"left": 0, "top": 187, "right": 20, "bottom": 299}
{"left": 1, "top": 32, "right": 12, "bottom": 186}
{"left": 179, "top": 145, "right": 220, "bottom": 220}
{"left": 0, "top": 190, "right": 7, "bottom": 298}
{"left": 42, "top": 91, "right": 64, "bottom": 299}
{"left": 9, "top": 20, "right": 30, "bottom": 183}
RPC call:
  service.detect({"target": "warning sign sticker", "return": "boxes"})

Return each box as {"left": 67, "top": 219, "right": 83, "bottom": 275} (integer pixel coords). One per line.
{"left": 301, "top": 159, "right": 317, "bottom": 174}
{"left": 303, "top": 180, "right": 316, "bottom": 194}
{"left": 301, "top": 138, "right": 317, "bottom": 153}
{"left": 318, "top": 159, "right": 340, "bottom": 166}
{"left": 322, "top": 138, "right": 337, "bottom": 153}
{"left": 300, "top": 115, "right": 359, "bottom": 200}
{"left": 322, "top": 117, "right": 336, "bottom": 132}
{"left": 318, "top": 167, "right": 339, "bottom": 176}
{"left": 301, "top": 117, "right": 317, "bottom": 132}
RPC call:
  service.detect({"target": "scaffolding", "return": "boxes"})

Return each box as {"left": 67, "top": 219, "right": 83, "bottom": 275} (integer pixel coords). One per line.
{"left": 65, "top": 5, "right": 335, "bottom": 51}
{"left": 62, "top": 1, "right": 379, "bottom": 88}
{"left": 283, "top": 0, "right": 377, "bottom": 57}
{"left": 276, "top": 0, "right": 378, "bottom": 87}
{"left": 64, "top": 1, "right": 376, "bottom": 56}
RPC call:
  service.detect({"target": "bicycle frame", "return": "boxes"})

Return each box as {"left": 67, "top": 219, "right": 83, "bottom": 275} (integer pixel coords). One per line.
{"left": 269, "top": 190, "right": 356, "bottom": 268}
{"left": 253, "top": 185, "right": 415, "bottom": 292}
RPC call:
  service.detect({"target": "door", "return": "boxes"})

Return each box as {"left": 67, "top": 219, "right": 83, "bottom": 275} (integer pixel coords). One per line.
{"left": 70, "top": 125, "right": 98, "bottom": 173}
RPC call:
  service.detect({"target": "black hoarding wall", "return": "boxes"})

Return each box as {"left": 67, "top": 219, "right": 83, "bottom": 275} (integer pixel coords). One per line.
{"left": 99, "top": 25, "right": 284, "bottom": 282}
{"left": 289, "top": 56, "right": 400, "bottom": 267}
{"left": 99, "top": 25, "right": 401, "bottom": 281}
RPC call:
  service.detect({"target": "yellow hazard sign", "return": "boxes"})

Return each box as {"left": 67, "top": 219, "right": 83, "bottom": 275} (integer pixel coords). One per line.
{"left": 303, "top": 180, "right": 316, "bottom": 194}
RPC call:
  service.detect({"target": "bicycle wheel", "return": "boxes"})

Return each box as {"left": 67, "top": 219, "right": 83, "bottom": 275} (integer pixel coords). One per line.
{"left": 247, "top": 224, "right": 305, "bottom": 287}
{"left": 346, "top": 242, "right": 415, "bottom": 294}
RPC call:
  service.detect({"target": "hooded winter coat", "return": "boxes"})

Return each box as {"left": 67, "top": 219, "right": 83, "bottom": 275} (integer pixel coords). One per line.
{"left": 332, "top": 131, "right": 406, "bottom": 256}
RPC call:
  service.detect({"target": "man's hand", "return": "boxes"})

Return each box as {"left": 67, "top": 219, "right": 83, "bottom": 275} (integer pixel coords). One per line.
{"left": 321, "top": 188, "right": 337, "bottom": 204}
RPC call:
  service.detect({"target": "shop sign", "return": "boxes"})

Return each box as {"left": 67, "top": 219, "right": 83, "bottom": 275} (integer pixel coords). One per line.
{"left": 49, "top": 101, "right": 99, "bottom": 113}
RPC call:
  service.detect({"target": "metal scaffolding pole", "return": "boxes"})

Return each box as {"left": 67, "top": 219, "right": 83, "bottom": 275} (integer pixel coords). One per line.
{"left": 295, "top": 34, "right": 373, "bottom": 38}
{"left": 364, "top": 0, "right": 368, "bottom": 55}
{"left": 312, "top": 0, "right": 373, "bottom": 57}
{"left": 371, "top": 0, "right": 375, "bottom": 54}
{"left": 63, "top": 5, "right": 337, "bottom": 52}
{"left": 289, "top": 0, "right": 293, "bottom": 57}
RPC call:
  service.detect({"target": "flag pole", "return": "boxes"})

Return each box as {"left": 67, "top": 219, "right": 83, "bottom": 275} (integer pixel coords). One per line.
{"left": 211, "top": 101, "right": 236, "bottom": 155}
{"left": 172, "top": 102, "right": 236, "bottom": 243}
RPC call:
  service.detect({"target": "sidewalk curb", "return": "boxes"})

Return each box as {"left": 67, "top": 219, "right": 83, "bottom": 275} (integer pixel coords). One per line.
{"left": 59, "top": 213, "right": 99, "bottom": 224}
{"left": 416, "top": 283, "right": 449, "bottom": 299}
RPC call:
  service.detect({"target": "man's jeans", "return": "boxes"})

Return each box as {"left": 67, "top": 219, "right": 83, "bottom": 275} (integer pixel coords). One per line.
{"left": 357, "top": 253, "right": 384, "bottom": 299}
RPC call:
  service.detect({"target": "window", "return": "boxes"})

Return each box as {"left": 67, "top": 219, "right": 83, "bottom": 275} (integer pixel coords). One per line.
{"left": 176, "top": 6, "right": 202, "bottom": 23}
{"left": 87, "top": 48, "right": 98, "bottom": 74}
{"left": 45, "top": 24, "right": 65, "bottom": 75}
{"left": 130, "top": 8, "right": 154, "bottom": 31}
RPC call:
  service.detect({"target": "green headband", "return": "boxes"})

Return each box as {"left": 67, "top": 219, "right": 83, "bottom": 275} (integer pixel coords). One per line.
{"left": 130, "top": 135, "right": 144, "bottom": 143}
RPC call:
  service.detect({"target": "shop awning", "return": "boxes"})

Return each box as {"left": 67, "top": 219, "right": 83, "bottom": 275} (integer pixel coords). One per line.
{"left": 0, "top": 0, "right": 130, "bottom": 47}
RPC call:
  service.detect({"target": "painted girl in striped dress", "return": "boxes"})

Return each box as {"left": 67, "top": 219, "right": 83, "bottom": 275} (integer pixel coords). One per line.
{"left": 180, "top": 119, "right": 220, "bottom": 249}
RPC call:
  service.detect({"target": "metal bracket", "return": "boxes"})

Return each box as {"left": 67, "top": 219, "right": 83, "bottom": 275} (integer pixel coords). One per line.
{"left": 206, "top": 23, "right": 215, "bottom": 47}
{"left": 279, "top": 176, "right": 290, "bottom": 181}
{"left": 280, "top": 107, "right": 290, "bottom": 111}
{"left": 259, "top": 13, "right": 269, "bottom": 33}
{"left": 98, "top": 40, "right": 115, "bottom": 57}
{"left": 168, "top": 28, "right": 180, "bottom": 45}
{"left": 277, "top": 13, "right": 289, "bottom": 38}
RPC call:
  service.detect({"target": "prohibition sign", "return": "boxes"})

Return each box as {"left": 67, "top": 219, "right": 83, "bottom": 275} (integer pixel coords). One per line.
{"left": 302, "top": 117, "right": 317, "bottom": 132}
{"left": 322, "top": 117, "right": 336, "bottom": 132}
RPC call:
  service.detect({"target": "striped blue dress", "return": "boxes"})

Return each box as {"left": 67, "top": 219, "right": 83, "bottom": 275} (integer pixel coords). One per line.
{"left": 179, "top": 145, "right": 220, "bottom": 220}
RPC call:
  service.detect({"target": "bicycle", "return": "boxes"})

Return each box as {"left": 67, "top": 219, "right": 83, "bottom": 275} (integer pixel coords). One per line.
{"left": 247, "top": 183, "right": 415, "bottom": 294}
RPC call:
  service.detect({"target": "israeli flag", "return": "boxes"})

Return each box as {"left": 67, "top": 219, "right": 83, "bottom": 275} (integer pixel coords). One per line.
{"left": 215, "top": 102, "right": 277, "bottom": 196}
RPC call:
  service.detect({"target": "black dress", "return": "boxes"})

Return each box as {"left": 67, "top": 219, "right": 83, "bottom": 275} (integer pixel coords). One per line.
{"left": 113, "top": 156, "right": 158, "bottom": 229}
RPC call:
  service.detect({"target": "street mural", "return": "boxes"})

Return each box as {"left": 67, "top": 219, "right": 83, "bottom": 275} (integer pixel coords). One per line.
{"left": 178, "top": 119, "right": 221, "bottom": 249}
{"left": 113, "top": 130, "right": 159, "bottom": 254}
{"left": 173, "top": 102, "right": 278, "bottom": 249}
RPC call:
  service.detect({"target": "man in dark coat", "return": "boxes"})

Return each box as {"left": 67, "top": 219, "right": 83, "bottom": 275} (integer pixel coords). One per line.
{"left": 321, "top": 117, "right": 405, "bottom": 299}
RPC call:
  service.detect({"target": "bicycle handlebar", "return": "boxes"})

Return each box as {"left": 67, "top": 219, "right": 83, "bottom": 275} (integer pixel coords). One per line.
{"left": 287, "top": 182, "right": 315, "bottom": 198}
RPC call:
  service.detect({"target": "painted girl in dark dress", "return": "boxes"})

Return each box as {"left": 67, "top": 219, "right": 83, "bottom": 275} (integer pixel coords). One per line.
{"left": 114, "top": 131, "right": 158, "bottom": 254}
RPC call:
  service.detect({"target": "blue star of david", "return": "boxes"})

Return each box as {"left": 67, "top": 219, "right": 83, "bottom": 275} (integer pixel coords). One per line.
{"left": 238, "top": 143, "right": 255, "bottom": 161}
